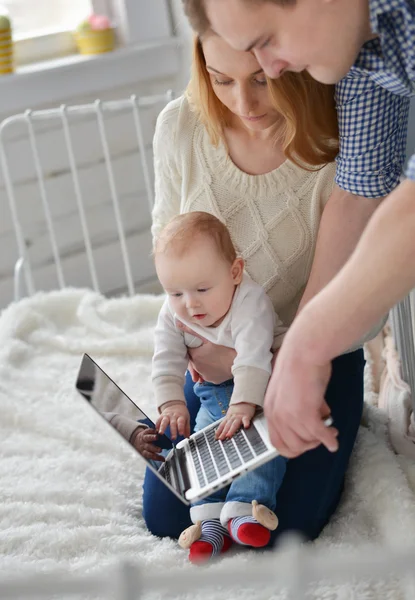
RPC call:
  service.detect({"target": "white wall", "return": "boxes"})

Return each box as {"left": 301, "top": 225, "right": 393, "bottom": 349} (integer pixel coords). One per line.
{"left": 0, "top": 3, "right": 192, "bottom": 309}
{"left": 170, "top": 0, "right": 193, "bottom": 90}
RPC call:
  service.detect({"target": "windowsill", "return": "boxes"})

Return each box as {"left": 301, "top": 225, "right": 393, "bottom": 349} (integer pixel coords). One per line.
{"left": 0, "top": 37, "right": 182, "bottom": 116}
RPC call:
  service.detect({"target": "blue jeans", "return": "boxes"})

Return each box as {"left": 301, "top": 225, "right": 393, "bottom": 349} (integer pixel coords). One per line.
{"left": 142, "top": 350, "right": 365, "bottom": 546}
{"left": 190, "top": 381, "right": 287, "bottom": 525}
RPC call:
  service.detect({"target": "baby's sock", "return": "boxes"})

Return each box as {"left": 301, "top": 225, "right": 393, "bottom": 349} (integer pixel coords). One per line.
{"left": 228, "top": 515, "right": 271, "bottom": 548}
{"left": 189, "top": 519, "right": 232, "bottom": 564}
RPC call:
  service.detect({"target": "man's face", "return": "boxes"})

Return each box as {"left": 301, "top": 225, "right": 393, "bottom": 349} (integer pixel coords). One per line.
{"left": 204, "top": 0, "right": 369, "bottom": 84}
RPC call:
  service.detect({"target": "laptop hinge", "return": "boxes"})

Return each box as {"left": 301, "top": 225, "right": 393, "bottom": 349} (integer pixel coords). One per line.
{"left": 172, "top": 446, "right": 191, "bottom": 496}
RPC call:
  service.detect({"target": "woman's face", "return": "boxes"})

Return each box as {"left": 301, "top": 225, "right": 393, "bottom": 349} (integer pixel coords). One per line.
{"left": 202, "top": 35, "right": 280, "bottom": 132}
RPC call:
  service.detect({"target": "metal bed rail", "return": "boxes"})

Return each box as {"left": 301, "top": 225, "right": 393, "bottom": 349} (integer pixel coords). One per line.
{"left": 0, "top": 538, "right": 415, "bottom": 599}
{"left": 0, "top": 91, "right": 173, "bottom": 302}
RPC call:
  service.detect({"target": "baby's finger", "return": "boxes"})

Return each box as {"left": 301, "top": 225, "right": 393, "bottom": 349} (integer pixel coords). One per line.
{"left": 226, "top": 418, "right": 242, "bottom": 438}
{"left": 169, "top": 416, "right": 178, "bottom": 440}
{"left": 215, "top": 420, "right": 227, "bottom": 439}
{"left": 218, "top": 419, "right": 234, "bottom": 440}
{"left": 177, "top": 415, "right": 186, "bottom": 437}
{"left": 156, "top": 415, "right": 169, "bottom": 435}
{"left": 242, "top": 415, "right": 251, "bottom": 429}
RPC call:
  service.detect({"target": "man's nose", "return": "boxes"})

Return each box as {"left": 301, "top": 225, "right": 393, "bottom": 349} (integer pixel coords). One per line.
{"left": 254, "top": 50, "right": 288, "bottom": 79}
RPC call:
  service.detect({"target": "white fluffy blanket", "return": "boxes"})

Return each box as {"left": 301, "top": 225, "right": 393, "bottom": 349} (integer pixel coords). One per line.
{"left": 1, "top": 289, "right": 415, "bottom": 599}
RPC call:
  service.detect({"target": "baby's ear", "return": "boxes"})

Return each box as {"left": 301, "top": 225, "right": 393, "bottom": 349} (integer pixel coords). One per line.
{"left": 231, "top": 257, "right": 244, "bottom": 284}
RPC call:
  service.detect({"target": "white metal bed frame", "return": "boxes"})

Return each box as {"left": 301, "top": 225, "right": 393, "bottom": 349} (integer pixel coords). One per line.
{"left": 0, "top": 90, "right": 174, "bottom": 302}
{"left": 1, "top": 94, "right": 415, "bottom": 598}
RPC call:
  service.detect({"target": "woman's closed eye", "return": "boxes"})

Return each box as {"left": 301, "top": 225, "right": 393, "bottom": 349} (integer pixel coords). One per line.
{"left": 170, "top": 292, "right": 183, "bottom": 297}
{"left": 214, "top": 77, "right": 266, "bottom": 87}
{"left": 214, "top": 78, "right": 233, "bottom": 86}
{"left": 197, "top": 288, "right": 209, "bottom": 293}
{"left": 260, "top": 37, "right": 272, "bottom": 50}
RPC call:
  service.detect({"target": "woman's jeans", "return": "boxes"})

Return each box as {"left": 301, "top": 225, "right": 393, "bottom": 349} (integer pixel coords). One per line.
{"left": 142, "top": 349, "right": 365, "bottom": 546}
{"left": 190, "top": 381, "right": 287, "bottom": 526}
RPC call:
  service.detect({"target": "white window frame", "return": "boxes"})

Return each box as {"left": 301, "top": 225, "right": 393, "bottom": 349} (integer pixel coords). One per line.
{"left": 12, "top": 0, "right": 173, "bottom": 66}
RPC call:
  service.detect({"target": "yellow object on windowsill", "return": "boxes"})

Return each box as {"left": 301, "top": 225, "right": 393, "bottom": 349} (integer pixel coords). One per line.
{"left": 0, "top": 11, "right": 13, "bottom": 75}
{"left": 74, "top": 14, "right": 115, "bottom": 56}
{"left": 74, "top": 28, "right": 115, "bottom": 55}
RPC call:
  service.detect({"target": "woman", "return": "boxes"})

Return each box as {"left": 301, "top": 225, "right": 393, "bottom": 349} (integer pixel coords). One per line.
{"left": 142, "top": 32, "right": 366, "bottom": 545}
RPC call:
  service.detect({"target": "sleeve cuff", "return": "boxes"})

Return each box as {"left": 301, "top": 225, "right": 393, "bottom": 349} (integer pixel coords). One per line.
{"left": 230, "top": 366, "right": 270, "bottom": 408}
{"left": 153, "top": 375, "right": 186, "bottom": 411}
{"left": 335, "top": 163, "right": 403, "bottom": 198}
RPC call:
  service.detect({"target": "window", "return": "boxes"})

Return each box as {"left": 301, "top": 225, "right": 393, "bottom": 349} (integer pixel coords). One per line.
{"left": 1, "top": 0, "right": 172, "bottom": 66}
{"left": 1, "top": 0, "right": 91, "bottom": 37}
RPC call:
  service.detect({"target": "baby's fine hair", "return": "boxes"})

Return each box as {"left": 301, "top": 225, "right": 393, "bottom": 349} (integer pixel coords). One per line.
{"left": 154, "top": 211, "right": 237, "bottom": 264}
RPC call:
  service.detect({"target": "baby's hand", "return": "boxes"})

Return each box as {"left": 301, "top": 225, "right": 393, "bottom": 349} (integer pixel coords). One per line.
{"left": 131, "top": 427, "right": 165, "bottom": 462}
{"left": 156, "top": 401, "right": 190, "bottom": 440}
{"left": 215, "top": 402, "right": 256, "bottom": 440}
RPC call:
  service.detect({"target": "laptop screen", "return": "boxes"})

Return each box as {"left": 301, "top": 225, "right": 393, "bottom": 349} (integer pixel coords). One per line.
{"left": 75, "top": 354, "right": 189, "bottom": 504}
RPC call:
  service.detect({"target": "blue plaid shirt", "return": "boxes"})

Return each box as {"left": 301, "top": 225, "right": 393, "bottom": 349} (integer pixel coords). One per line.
{"left": 335, "top": 0, "right": 415, "bottom": 197}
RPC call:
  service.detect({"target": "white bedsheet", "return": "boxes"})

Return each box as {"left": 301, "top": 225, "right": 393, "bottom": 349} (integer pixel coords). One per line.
{"left": 1, "top": 288, "right": 415, "bottom": 599}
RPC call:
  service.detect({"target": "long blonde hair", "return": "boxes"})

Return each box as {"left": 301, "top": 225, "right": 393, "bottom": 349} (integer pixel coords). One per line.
{"left": 186, "top": 36, "right": 339, "bottom": 168}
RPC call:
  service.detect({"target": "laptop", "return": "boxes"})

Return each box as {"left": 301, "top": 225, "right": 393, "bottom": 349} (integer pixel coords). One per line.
{"left": 75, "top": 353, "right": 283, "bottom": 505}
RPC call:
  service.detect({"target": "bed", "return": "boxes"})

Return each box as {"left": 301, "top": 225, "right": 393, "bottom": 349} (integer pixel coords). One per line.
{"left": 1, "top": 95, "right": 415, "bottom": 600}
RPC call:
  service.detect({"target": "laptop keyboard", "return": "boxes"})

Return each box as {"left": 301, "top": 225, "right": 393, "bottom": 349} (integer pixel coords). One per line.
{"left": 159, "top": 460, "right": 172, "bottom": 486}
{"left": 189, "top": 422, "right": 269, "bottom": 487}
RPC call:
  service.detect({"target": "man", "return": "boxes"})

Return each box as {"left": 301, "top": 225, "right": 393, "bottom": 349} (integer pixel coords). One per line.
{"left": 183, "top": 0, "right": 415, "bottom": 457}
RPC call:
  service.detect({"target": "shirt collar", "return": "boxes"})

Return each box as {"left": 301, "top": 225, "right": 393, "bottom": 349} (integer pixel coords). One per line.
{"left": 369, "top": 0, "right": 405, "bottom": 33}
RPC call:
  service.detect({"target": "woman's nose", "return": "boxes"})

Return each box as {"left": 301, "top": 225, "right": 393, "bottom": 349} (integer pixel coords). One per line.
{"left": 238, "top": 88, "right": 256, "bottom": 116}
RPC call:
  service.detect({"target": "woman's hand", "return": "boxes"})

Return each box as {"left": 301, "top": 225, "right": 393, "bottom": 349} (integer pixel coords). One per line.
{"left": 215, "top": 402, "right": 256, "bottom": 440}
{"left": 176, "top": 321, "right": 236, "bottom": 384}
{"left": 156, "top": 400, "right": 190, "bottom": 440}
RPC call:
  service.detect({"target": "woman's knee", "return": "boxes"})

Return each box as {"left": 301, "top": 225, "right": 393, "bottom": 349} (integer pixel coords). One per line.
{"left": 142, "top": 469, "right": 191, "bottom": 539}
{"left": 267, "top": 350, "right": 365, "bottom": 545}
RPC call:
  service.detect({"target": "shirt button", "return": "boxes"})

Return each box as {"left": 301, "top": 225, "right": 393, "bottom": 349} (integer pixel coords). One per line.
{"left": 222, "top": 410, "right": 226, "bottom": 414}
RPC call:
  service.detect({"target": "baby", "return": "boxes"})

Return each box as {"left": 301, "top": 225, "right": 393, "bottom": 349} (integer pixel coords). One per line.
{"left": 152, "top": 212, "right": 288, "bottom": 564}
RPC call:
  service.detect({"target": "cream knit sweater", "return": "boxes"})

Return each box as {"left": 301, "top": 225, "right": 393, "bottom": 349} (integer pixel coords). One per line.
{"left": 152, "top": 96, "right": 382, "bottom": 344}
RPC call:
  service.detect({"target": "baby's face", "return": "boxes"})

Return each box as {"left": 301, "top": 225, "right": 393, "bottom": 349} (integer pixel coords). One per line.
{"left": 155, "top": 235, "right": 242, "bottom": 327}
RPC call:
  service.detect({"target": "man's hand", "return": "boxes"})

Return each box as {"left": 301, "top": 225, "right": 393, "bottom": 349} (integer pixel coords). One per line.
{"left": 130, "top": 427, "right": 165, "bottom": 462}
{"left": 176, "top": 321, "right": 236, "bottom": 384}
{"left": 156, "top": 400, "right": 190, "bottom": 440}
{"left": 264, "top": 330, "right": 338, "bottom": 458}
{"left": 215, "top": 402, "right": 256, "bottom": 440}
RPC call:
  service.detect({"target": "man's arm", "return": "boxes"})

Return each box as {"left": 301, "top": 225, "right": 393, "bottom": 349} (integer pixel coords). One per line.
{"left": 264, "top": 178, "right": 415, "bottom": 458}
{"left": 263, "top": 73, "right": 411, "bottom": 458}
{"left": 296, "top": 177, "right": 415, "bottom": 364}
{"left": 298, "top": 185, "right": 382, "bottom": 312}
{"left": 298, "top": 70, "right": 410, "bottom": 312}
